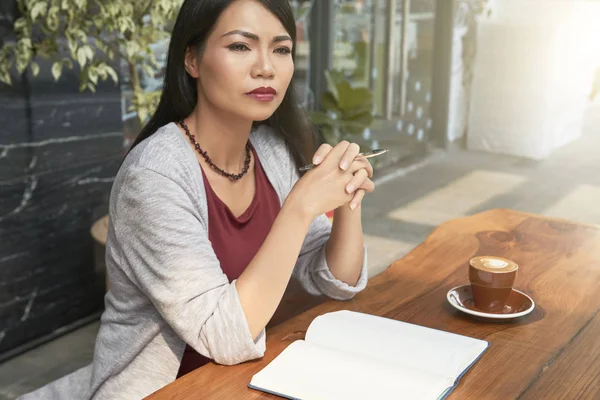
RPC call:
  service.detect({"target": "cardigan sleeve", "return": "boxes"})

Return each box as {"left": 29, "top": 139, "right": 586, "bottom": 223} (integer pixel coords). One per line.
{"left": 293, "top": 213, "right": 369, "bottom": 300}
{"left": 111, "top": 166, "right": 265, "bottom": 365}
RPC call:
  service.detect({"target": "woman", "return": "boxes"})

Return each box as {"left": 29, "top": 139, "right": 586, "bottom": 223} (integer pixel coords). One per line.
{"left": 21, "top": 0, "right": 374, "bottom": 398}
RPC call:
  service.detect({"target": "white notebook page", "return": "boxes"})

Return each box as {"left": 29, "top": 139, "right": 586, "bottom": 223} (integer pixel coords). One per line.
{"left": 305, "top": 310, "right": 488, "bottom": 380}
{"left": 249, "top": 340, "right": 452, "bottom": 400}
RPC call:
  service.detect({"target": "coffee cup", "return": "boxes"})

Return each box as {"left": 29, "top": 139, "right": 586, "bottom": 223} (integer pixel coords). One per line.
{"left": 469, "top": 256, "right": 518, "bottom": 312}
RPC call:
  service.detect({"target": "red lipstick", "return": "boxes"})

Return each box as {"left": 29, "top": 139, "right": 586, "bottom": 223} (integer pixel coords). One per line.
{"left": 246, "top": 86, "right": 276, "bottom": 102}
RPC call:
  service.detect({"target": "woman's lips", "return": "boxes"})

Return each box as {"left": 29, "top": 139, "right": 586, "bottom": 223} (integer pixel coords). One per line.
{"left": 246, "top": 86, "right": 276, "bottom": 102}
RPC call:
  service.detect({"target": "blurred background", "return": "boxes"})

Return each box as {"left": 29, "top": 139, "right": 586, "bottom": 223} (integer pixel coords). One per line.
{"left": 1, "top": 0, "right": 600, "bottom": 398}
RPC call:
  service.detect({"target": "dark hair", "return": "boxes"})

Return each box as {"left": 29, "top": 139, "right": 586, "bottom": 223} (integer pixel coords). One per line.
{"left": 129, "top": 0, "right": 316, "bottom": 170}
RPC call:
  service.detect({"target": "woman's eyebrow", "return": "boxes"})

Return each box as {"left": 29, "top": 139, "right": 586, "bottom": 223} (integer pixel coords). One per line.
{"left": 221, "top": 30, "right": 292, "bottom": 43}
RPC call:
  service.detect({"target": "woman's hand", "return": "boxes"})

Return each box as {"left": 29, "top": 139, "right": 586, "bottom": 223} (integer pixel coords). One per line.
{"left": 287, "top": 141, "right": 375, "bottom": 219}
{"left": 312, "top": 142, "right": 375, "bottom": 210}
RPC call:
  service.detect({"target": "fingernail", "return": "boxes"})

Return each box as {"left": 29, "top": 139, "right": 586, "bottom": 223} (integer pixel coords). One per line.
{"left": 340, "top": 161, "right": 348, "bottom": 170}
{"left": 346, "top": 185, "right": 355, "bottom": 194}
{"left": 313, "top": 156, "right": 322, "bottom": 164}
{"left": 350, "top": 203, "right": 357, "bottom": 210}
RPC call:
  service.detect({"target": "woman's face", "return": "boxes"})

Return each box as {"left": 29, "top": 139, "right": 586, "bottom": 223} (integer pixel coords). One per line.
{"left": 186, "top": 0, "right": 294, "bottom": 122}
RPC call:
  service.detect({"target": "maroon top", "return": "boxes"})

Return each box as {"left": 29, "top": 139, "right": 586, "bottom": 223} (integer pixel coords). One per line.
{"left": 176, "top": 146, "right": 281, "bottom": 378}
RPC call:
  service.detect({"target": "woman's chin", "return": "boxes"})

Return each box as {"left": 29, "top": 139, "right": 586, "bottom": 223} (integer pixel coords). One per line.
{"left": 242, "top": 109, "right": 277, "bottom": 123}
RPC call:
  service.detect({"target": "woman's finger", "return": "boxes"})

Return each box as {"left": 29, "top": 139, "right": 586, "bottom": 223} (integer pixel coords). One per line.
{"left": 359, "top": 178, "right": 375, "bottom": 193}
{"left": 348, "top": 158, "right": 374, "bottom": 178}
{"left": 321, "top": 141, "right": 351, "bottom": 169}
{"left": 349, "top": 189, "right": 366, "bottom": 211}
{"left": 363, "top": 159, "right": 373, "bottom": 178}
{"left": 339, "top": 142, "right": 361, "bottom": 171}
{"left": 345, "top": 168, "right": 368, "bottom": 194}
{"left": 312, "top": 143, "right": 333, "bottom": 165}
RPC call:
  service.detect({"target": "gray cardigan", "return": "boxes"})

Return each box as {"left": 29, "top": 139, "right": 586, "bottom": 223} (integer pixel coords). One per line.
{"left": 20, "top": 123, "right": 368, "bottom": 400}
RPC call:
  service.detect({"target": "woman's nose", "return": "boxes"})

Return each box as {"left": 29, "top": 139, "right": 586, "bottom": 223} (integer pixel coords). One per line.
{"left": 251, "top": 52, "right": 275, "bottom": 79}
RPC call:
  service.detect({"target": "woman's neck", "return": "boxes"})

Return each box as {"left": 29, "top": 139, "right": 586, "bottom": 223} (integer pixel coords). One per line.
{"left": 185, "top": 104, "right": 253, "bottom": 171}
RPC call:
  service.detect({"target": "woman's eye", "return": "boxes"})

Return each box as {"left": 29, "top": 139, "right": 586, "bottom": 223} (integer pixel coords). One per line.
{"left": 275, "top": 47, "right": 292, "bottom": 55}
{"left": 229, "top": 43, "right": 250, "bottom": 52}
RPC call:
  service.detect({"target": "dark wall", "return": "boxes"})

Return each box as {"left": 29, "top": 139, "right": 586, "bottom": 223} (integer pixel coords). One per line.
{"left": 0, "top": 0, "right": 123, "bottom": 361}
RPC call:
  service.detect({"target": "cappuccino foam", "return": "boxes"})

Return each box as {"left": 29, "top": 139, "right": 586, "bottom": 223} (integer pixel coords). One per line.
{"left": 470, "top": 256, "right": 518, "bottom": 273}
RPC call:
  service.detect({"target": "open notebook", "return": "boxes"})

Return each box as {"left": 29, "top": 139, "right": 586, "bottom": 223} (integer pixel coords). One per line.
{"left": 249, "top": 310, "right": 489, "bottom": 400}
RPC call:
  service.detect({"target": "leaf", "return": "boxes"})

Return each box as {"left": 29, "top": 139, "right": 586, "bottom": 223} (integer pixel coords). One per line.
{"left": 77, "top": 47, "right": 87, "bottom": 68}
{"left": 88, "top": 66, "right": 98, "bottom": 84}
{"left": 118, "top": 18, "right": 127, "bottom": 34}
{"left": 84, "top": 46, "right": 94, "bottom": 61}
{"left": 321, "top": 92, "right": 340, "bottom": 113}
{"left": 16, "top": 58, "right": 28, "bottom": 74}
{"left": 52, "top": 61, "right": 63, "bottom": 81}
{"left": 0, "top": 46, "right": 12, "bottom": 66}
{"left": 340, "top": 112, "right": 373, "bottom": 135}
{"left": 62, "top": 58, "right": 74, "bottom": 69}
{"left": 31, "top": 2, "right": 48, "bottom": 21}
{"left": 128, "top": 18, "right": 137, "bottom": 34}
{"left": 334, "top": 82, "right": 373, "bottom": 117}
{"left": 309, "top": 111, "right": 333, "bottom": 125}
{"left": 76, "top": 46, "right": 93, "bottom": 68}
{"left": 160, "top": 0, "right": 170, "bottom": 13}
{"left": 334, "top": 80, "right": 355, "bottom": 110}
{"left": 137, "top": 106, "right": 148, "bottom": 124}
{"left": 13, "top": 18, "right": 28, "bottom": 32}
{"left": 105, "top": 65, "right": 119, "bottom": 84}
{"left": 342, "top": 87, "right": 373, "bottom": 111}
{"left": 0, "top": 69, "right": 12, "bottom": 85}
{"left": 47, "top": 14, "right": 60, "bottom": 32}
{"left": 46, "top": 5, "right": 60, "bottom": 31}
{"left": 73, "top": 30, "right": 87, "bottom": 44}
{"left": 125, "top": 41, "right": 140, "bottom": 58}
{"left": 70, "top": 27, "right": 88, "bottom": 44}
{"left": 66, "top": 31, "right": 77, "bottom": 56}
{"left": 346, "top": 111, "right": 373, "bottom": 125}
{"left": 31, "top": 61, "right": 40, "bottom": 76}
{"left": 142, "top": 64, "right": 154, "bottom": 79}
{"left": 324, "top": 70, "right": 340, "bottom": 101}
{"left": 325, "top": 69, "right": 346, "bottom": 87}
{"left": 17, "top": 38, "right": 32, "bottom": 51}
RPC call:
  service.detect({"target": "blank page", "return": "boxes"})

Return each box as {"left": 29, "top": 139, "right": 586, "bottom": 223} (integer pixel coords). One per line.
{"left": 305, "top": 310, "right": 489, "bottom": 380}
{"left": 249, "top": 340, "right": 452, "bottom": 400}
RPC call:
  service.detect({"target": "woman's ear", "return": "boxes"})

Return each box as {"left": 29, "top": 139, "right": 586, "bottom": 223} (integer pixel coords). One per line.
{"left": 184, "top": 47, "right": 200, "bottom": 78}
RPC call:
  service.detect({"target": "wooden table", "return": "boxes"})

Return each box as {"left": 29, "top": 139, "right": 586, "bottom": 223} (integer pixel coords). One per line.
{"left": 146, "top": 209, "right": 600, "bottom": 399}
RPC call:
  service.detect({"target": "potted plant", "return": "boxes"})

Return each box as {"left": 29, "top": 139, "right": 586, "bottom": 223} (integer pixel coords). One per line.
{"left": 310, "top": 69, "right": 374, "bottom": 146}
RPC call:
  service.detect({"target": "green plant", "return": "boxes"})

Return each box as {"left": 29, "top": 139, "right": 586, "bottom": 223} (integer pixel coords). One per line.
{"left": 310, "top": 69, "right": 374, "bottom": 145}
{"left": 0, "top": 0, "right": 182, "bottom": 125}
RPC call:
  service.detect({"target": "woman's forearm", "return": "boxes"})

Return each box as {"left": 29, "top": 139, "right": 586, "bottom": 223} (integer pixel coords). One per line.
{"left": 235, "top": 198, "right": 313, "bottom": 339}
{"left": 324, "top": 205, "right": 365, "bottom": 286}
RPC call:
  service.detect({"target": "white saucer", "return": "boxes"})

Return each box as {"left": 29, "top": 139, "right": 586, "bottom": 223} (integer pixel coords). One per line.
{"left": 447, "top": 284, "right": 535, "bottom": 321}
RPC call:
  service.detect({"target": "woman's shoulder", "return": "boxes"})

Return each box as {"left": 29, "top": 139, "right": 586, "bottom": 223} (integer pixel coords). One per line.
{"left": 112, "top": 122, "right": 201, "bottom": 202}
{"left": 124, "top": 122, "right": 196, "bottom": 175}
